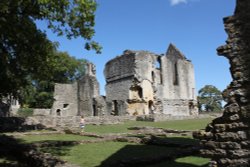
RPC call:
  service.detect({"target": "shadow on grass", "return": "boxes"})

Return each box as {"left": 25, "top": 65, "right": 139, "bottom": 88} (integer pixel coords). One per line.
{"left": 0, "top": 134, "right": 75, "bottom": 166}
{"left": 34, "top": 140, "right": 76, "bottom": 156}
{"left": 0, "top": 134, "right": 27, "bottom": 166}
{"left": 147, "top": 161, "right": 209, "bottom": 167}
{"left": 99, "top": 137, "right": 207, "bottom": 167}
{"left": 145, "top": 136, "right": 199, "bottom": 147}
{"left": 0, "top": 133, "right": 208, "bottom": 167}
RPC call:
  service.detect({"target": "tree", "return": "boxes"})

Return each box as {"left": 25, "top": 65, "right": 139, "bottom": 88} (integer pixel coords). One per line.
{"left": 0, "top": 0, "right": 101, "bottom": 98}
{"left": 19, "top": 51, "right": 87, "bottom": 108}
{"left": 198, "top": 85, "right": 223, "bottom": 112}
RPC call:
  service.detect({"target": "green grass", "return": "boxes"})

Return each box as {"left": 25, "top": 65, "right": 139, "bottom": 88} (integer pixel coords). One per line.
{"left": 12, "top": 118, "right": 212, "bottom": 167}
{"left": 176, "top": 156, "right": 210, "bottom": 166}
{"left": 60, "top": 142, "right": 177, "bottom": 167}
{"left": 146, "top": 156, "right": 209, "bottom": 167}
{"left": 85, "top": 118, "right": 212, "bottom": 134}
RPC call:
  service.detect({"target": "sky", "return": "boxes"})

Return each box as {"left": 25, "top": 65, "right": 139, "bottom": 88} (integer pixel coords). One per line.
{"left": 37, "top": 0, "right": 236, "bottom": 96}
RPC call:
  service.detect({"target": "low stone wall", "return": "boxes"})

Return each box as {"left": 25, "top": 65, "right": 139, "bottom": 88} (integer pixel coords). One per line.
{"left": 33, "top": 108, "right": 51, "bottom": 116}
{"left": 1, "top": 114, "right": 220, "bottom": 132}
{"left": 32, "top": 115, "right": 137, "bottom": 128}
{"left": 85, "top": 115, "right": 136, "bottom": 125}
{"left": 136, "top": 113, "right": 222, "bottom": 122}
{"left": 0, "top": 115, "right": 138, "bottom": 132}
{"left": 31, "top": 116, "right": 81, "bottom": 128}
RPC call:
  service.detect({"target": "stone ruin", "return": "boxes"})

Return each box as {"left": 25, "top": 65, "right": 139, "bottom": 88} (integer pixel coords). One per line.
{"left": 193, "top": 0, "right": 250, "bottom": 166}
{"left": 104, "top": 44, "right": 198, "bottom": 116}
{"left": 51, "top": 62, "right": 107, "bottom": 117}
{"left": 48, "top": 43, "right": 198, "bottom": 119}
{"left": 2, "top": 44, "right": 198, "bottom": 128}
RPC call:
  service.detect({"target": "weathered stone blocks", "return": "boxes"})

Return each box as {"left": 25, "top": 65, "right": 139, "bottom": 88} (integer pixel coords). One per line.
{"left": 194, "top": 0, "right": 250, "bottom": 166}
{"left": 104, "top": 45, "right": 198, "bottom": 116}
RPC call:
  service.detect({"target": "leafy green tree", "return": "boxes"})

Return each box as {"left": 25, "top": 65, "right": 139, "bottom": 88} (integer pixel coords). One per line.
{"left": 49, "top": 51, "right": 87, "bottom": 83}
{"left": 198, "top": 85, "right": 223, "bottom": 112}
{"left": 19, "top": 51, "right": 87, "bottom": 108}
{"left": 0, "top": 0, "right": 101, "bottom": 98}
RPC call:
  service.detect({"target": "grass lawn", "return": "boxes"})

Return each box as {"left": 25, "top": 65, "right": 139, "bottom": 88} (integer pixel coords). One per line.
{"left": 85, "top": 118, "right": 212, "bottom": 134}
{"left": 60, "top": 142, "right": 178, "bottom": 167}
{"left": 46, "top": 141, "right": 209, "bottom": 167}
{"left": 13, "top": 118, "right": 212, "bottom": 167}
{"left": 146, "top": 156, "right": 210, "bottom": 167}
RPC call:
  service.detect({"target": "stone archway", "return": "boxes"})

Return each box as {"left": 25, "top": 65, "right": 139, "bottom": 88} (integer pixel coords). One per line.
{"left": 193, "top": 1, "right": 250, "bottom": 166}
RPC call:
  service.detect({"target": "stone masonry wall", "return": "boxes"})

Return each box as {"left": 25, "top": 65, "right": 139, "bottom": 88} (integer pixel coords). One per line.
{"left": 51, "top": 82, "right": 78, "bottom": 116}
{"left": 51, "top": 62, "right": 105, "bottom": 117}
{"left": 104, "top": 51, "right": 135, "bottom": 83}
{"left": 105, "top": 46, "right": 198, "bottom": 116}
{"left": 162, "top": 44, "right": 196, "bottom": 100}
{"left": 162, "top": 99, "right": 196, "bottom": 116}
{"left": 78, "top": 74, "right": 100, "bottom": 116}
{"left": 193, "top": 1, "right": 250, "bottom": 166}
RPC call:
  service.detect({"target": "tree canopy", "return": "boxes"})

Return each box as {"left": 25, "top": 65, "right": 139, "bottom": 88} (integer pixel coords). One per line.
{"left": 0, "top": 0, "right": 101, "bottom": 98}
{"left": 197, "top": 85, "right": 223, "bottom": 112}
{"left": 19, "top": 51, "right": 87, "bottom": 108}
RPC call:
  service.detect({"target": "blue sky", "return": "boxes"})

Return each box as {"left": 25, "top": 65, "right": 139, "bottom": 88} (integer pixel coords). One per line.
{"left": 37, "top": 0, "right": 236, "bottom": 95}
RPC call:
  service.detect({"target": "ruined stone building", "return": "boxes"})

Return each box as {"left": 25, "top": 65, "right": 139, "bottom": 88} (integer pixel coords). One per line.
{"left": 49, "top": 44, "right": 197, "bottom": 118}
{"left": 51, "top": 63, "right": 107, "bottom": 117}
{"left": 104, "top": 44, "right": 198, "bottom": 116}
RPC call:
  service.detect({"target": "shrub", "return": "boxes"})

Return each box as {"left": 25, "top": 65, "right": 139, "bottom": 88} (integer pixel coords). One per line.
{"left": 17, "top": 108, "right": 33, "bottom": 117}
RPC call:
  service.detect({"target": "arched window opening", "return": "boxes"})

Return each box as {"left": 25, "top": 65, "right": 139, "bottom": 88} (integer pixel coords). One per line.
{"left": 148, "top": 100, "right": 155, "bottom": 114}
{"left": 152, "top": 71, "right": 155, "bottom": 82}
{"left": 63, "top": 104, "right": 69, "bottom": 108}
{"left": 111, "top": 100, "right": 119, "bottom": 116}
{"left": 56, "top": 109, "right": 61, "bottom": 116}
{"left": 129, "top": 86, "right": 143, "bottom": 99}
{"left": 155, "top": 61, "right": 161, "bottom": 69}
{"left": 93, "top": 104, "right": 97, "bottom": 116}
{"left": 157, "top": 57, "right": 163, "bottom": 84}
{"left": 173, "top": 63, "right": 179, "bottom": 85}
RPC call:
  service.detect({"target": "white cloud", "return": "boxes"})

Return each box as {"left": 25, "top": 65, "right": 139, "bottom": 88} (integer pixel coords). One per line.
{"left": 169, "top": 0, "right": 187, "bottom": 6}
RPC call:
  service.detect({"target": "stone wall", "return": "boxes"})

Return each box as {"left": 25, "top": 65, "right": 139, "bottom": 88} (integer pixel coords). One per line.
{"left": 193, "top": 1, "right": 250, "bottom": 166}
{"left": 78, "top": 74, "right": 100, "bottom": 116}
{"left": 51, "top": 82, "right": 78, "bottom": 116}
{"left": 33, "top": 109, "right": 51, "bottom": 116}
{"left": 0, "top": 116, "right": 138, "bottom": 132}
{"left": 33, "top": 116, "right": 81, "bottom": 128}
{"left": 93, "top": 96, "right": 107, "bottom": 116}
{"left": 104, "top": 44, "right": 198, "bottom": 116}
{"left": 104, "top": 51, "right": 135, "bottom": 83}
{"left": 162, "top": 44, "right": 196, "bottom": 100}
{"left": 85, "top": 115, "right": 136, "bottom": 125}
{"left": 136, "top": 113, "right": 222, "bottom": 122}
{"left": 162, "top": 99, "right": 197, "bottom": 116}
{"left": 51, "top": 62, "right": 106, "bottom": 117}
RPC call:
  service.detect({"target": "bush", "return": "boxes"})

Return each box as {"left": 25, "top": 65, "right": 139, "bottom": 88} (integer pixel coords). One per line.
{"left": 17, "top": 108, "right": 33, "bottom": 117}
